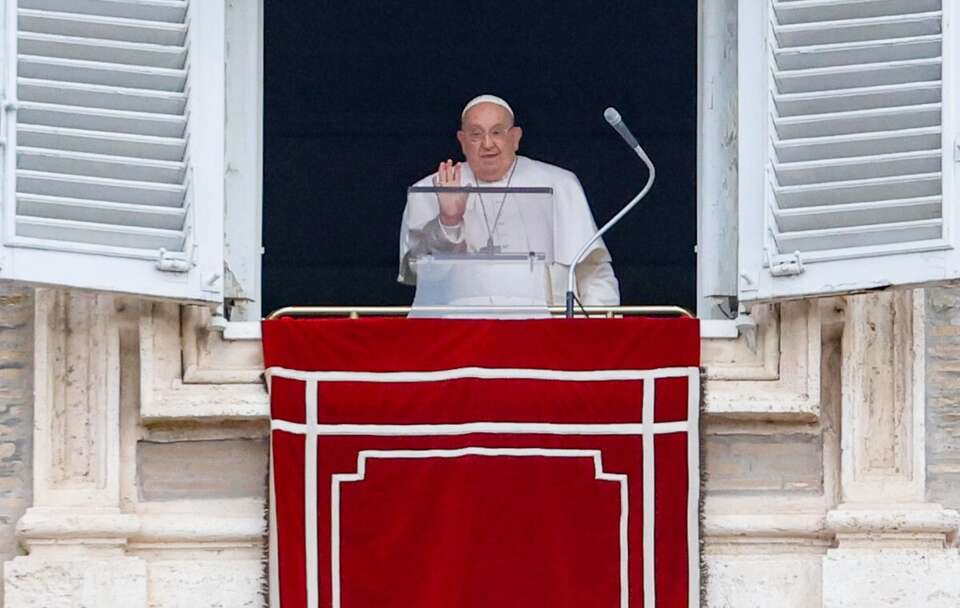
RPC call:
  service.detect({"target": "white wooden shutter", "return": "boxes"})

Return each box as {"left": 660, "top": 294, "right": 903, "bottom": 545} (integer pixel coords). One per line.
{"left": 0, "top": 0, "right": 224, "bottom": 302}
{"left": 738, "top": 0, "right": 960, "bottom": 301}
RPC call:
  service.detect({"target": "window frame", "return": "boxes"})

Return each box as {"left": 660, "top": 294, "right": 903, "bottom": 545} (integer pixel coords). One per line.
{"left": 697, "top": 0, "right": 741, "bottom": 321}
{"left": 222, "top": 0, "right": 264, "bottom": 322}
{"left": 236, "top": 0, "right": 738, "bottom": 323}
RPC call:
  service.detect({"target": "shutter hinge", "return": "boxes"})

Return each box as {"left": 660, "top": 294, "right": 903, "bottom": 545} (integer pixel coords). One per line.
{"left": 768, "top": 250, "right": 805, "bottom": 277}
{"left": 156, "top": 248, "right": 192, "bottom": 273}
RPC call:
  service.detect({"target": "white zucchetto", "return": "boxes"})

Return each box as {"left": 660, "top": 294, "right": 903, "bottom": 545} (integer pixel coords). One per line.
{"left": 461, "top": 94, "right": 514, "bottom": 119}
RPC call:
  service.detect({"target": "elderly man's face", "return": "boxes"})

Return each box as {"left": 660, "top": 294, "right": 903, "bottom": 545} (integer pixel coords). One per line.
{"left": 457, "top": 102, "right": 523, "bottom": 182}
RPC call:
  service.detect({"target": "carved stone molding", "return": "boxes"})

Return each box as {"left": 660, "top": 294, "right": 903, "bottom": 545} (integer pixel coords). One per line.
{"left": 704, "top": 512, "right": 829, "bottom": 541}
{"left": 826, "top": 505, "right": 960, "bottom": 548}
{"left": 821, "top": 290, "right": 960, "bottom": 607}
{"left": 704, "top": 301, "right": 822, "bottom": 420}
{"left": 703, "top": 303, "right": 780, "bottom": 381}
{"left": 6, "top": 289, "right": 148, "bottom": 608}
{"left": 139, "top": 303, "right": 267, "bottom": 421}
{"left": 839, "top": 290, "right": 923, "bottom": 504}
{"left": 703, "top": 305, "right": 843, "bottom": 561}
{"left": 181, "top": 306, "right": 263, "bottom": 384}
{"left": 32, "top": 289, "right": 121, "bottom": 508}
{"left": 130, "top": 497, "right": 265, "bottom": 546}
{"left": 822, "top": 290, "right": 960, "bottom": 542}
{"left": 158, "top": 302, "right": 822, "bottom": 422}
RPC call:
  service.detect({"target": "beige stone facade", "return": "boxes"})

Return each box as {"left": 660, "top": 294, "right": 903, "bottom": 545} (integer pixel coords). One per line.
{"left": 0, "top": 284, "right": 32, "bottom": 605}
{"left": 0, "top": 285, "right": 955, "bottom": 606}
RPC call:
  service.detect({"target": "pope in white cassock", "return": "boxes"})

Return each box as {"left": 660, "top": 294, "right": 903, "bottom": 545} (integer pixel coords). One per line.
{"left": 398, "top": 94, "right": 620, "bottom": 306}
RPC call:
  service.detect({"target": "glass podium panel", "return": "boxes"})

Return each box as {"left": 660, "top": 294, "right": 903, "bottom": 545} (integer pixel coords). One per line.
{"left": 403, "top": 186, "right": 555, "bottom": 317}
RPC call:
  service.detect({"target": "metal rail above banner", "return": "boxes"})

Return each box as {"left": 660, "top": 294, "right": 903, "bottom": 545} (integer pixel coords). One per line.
{"left": 266, "top": 305, "right": 694, "bottom": 320}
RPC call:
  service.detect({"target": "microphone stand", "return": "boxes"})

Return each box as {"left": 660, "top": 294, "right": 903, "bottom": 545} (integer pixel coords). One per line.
{"left": 565, "top": 125, "right": 655, "bottom": 318}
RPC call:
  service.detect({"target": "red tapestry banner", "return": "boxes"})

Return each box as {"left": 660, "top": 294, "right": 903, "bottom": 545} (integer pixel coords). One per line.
{"left": 263, "top": 317, "right": 700, "bottom": 608}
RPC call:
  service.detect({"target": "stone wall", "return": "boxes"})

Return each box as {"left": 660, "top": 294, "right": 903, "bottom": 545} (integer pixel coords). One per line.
{"left": 0, "top": 284, "right": 32, "bottom": 607}
{"left": 925, "top": 287, "right": 960, "bottom": 510}
{"left": 3, "top": 287, "right": 959, "bottom": 606}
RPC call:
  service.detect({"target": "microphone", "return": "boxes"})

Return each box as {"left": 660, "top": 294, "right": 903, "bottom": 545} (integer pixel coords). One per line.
{"left": 604, "top": 107, "right": 639, "bottom": 149}
{"left": 565, "top": 107, "right": 656, "bottom": 318}
{"left": 604, "top": 107, "right": 652, "bottom": 165}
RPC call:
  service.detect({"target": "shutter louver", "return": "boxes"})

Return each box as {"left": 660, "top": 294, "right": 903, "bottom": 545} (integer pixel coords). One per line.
{"left": 0, "top": 0, "right": 224, "bottom": 302}
{"left": 738, "top": 0, "right": 960, "bottom": 302}
{"left": 14, "top": 0, "right": 191, "bottom": 258}
{"left": 768, "top": 0, "right": 944, "bottom": 261}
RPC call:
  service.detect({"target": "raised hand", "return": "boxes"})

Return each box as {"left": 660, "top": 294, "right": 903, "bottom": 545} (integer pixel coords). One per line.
{"left": 432, "top": 159, "right": 468, "bottom": 225}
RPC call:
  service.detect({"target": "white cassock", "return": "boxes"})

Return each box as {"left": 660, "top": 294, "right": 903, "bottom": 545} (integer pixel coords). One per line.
{"left": 398, "top": 155, "right": 620, "bottom": 306}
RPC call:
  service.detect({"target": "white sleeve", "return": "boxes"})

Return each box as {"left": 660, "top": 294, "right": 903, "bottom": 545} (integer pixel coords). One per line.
{"left": 575, "top": 248, "right": 621, "bottom": 306}
{"left": 552, "top": 171, "right": 620, "bottom": 305}
{"left": 438, "top": 220, "right": 464, "bottom": 242}
{"left": 398, "top": 187, "right": 467, "bottom": 285}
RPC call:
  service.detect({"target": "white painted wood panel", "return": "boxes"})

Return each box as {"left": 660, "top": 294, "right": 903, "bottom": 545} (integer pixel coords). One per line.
{"left": 738, "top": 0, "right": 960, "bottom": 301}
{"left": 0, "top": 0, "right": 223, "bottom": 302}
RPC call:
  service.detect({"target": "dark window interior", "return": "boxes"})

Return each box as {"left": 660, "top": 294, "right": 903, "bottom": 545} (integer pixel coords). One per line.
{"left": 263, "top": 1, "right": 697, "bottom": 313}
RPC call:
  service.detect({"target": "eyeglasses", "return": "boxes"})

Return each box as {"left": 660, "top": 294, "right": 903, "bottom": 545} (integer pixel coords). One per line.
{"left": 463, "top": 126, "right": 513, "bottom": 144}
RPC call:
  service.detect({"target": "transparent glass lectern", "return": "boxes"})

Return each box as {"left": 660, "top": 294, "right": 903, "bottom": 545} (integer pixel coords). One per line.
{"left": 403, "top": 186, "right": 555, "bottom": 317}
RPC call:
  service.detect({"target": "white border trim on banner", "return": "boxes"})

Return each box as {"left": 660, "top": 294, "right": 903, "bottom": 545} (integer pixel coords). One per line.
{"left": 304, "top": 380, "right": 319, "bottom": 608}
{"left": 271, "top": 420, "right": 689, "bottom": 436}
{"left": 331, "top": 448, "right": 629, "bottom": 608}
{"left": 642, "top": 375, "right": 657, "bottom": 602}
{"left": 268, "top": 365, "right": 700, "bottom": 608}
{"left": 687, "top": 364, "right": 701, "bottom": 604}
{"left": 266, "top": 365, "right": 697, "bottom": 383}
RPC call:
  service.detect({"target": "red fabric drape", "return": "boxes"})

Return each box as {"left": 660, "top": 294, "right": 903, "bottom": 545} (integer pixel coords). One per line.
{"left": 265, "top": 317, "right": 699, "bottom": 608}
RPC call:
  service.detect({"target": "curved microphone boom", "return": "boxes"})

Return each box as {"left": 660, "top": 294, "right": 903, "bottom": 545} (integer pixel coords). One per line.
{"left": 565, "top": 107, "right": 656, "bottom": 318}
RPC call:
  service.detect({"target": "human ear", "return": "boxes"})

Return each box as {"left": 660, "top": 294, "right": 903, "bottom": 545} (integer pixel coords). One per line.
{"left": 456, "top": 130, "right": 468, "bottom": 153}
{"left": 510, "top": 126, "right": 523, "bottom": 151}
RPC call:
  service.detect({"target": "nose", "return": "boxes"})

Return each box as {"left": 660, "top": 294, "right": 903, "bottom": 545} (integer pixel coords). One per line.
{"left": 481, "top": 133, "right": 495, "bottom": 149}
